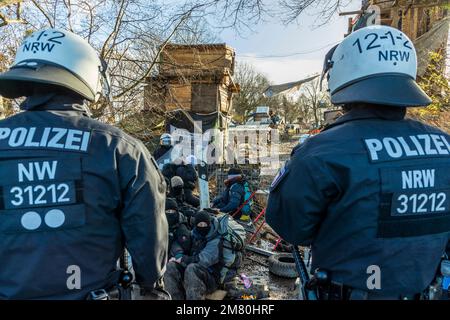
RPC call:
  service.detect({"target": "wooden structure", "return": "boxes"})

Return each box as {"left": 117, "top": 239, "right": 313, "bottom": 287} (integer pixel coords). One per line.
{"left": 358, "top": 0, "right": 448, "bottom": 41}
{"left": 145, "top": 44, "right": 239, "bottom": 115}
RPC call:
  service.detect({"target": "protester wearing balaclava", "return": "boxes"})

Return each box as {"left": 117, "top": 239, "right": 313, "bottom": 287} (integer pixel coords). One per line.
{"left": 193, "top": 211, "right": 212, "bottom": 238}
{"left": 165, "top": 198, "right": 180, "bottom": 229}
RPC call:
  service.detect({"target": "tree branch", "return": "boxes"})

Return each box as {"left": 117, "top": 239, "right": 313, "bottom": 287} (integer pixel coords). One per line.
{"left": 31, "top": 0, "right": 54, "bottom": 27}
{"left": 100, "top": 0, "right": 127, "bottom": 59}
{"left": 63, "top": 0, "right": 74, "bottom": 32}
{"left": 0, "top": 0, "right": 22, "bottom": 8}
{"left": 113, "top": 10, "right": 192, "bottom": 100}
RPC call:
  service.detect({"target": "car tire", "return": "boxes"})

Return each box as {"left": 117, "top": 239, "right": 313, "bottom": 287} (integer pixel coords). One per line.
{"left": 268, "top": 253, "right": 298, "bottom": 278}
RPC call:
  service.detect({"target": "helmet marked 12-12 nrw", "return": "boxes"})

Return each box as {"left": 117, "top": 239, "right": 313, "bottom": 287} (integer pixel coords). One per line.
{"left": 324, "top": 25, "right": 432, "bottom": 107}
{"left": 0, "top": 28, "right": 106, "bottom": 102}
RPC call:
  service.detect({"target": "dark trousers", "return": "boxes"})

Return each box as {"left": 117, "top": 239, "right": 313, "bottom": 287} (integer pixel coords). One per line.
{"left": 164, "top": 262, "right": 218, "bottom": 300}
{"left": 184, "top": 188, "right": 200, "bottom": 207}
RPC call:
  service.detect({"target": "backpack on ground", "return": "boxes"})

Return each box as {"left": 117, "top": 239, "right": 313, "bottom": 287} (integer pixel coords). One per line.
{"left": 215, "top": 214, "right": 247, "bottom": 283}
{"left": 217, "top": 214, "right": 246, "bottom": 251}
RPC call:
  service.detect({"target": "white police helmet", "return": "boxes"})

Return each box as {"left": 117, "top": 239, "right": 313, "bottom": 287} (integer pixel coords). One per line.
{"left": 0, "top": 28, "right": 106, "bottom": 102}
{"left": 323, "top": 25, "right": 431, "bottom": 107}
{"left": 160, "top": 133, "right": 173, "bottom": 146}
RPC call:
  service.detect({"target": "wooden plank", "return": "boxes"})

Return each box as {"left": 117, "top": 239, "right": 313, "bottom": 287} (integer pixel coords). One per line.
{"left": 160, "top": 44, "right": 234, "bottom": 77}
{"left": 161, "top": 52, "right": 232, "bottom": 67}
{"left": 218, "top": 86, "right": 231, "bottom": 114}
{"left": 246, "top": 244, "right": 274, "bottom": 257}
{"left": 380, "top": 18, "right": 393, "bottom": 25}
{"left": 165, "top": 84, "right": 191, "bottom": 111}
{"left": 160, "top": 68, "right": 230, "bottom": 78}
{"left": 339, "top": 10, "right": 365, "bottom": 16}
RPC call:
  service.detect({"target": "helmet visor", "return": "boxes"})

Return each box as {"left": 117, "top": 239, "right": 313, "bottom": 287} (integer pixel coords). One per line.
{"left": 0, "top": 63, "right": 95, "bottom": 101}
{"left": 331, "top": 74, "right": 432, "bottom": 107}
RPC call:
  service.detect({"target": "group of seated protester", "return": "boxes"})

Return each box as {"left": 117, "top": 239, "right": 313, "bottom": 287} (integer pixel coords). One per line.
{"left": 163, "top": 167, "right": 253, "bottom": 300}
{"left": 163, "top": 155, "right": 200, "bottom": 208}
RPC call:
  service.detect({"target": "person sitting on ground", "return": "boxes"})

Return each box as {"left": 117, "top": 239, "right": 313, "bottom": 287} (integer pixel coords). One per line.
{"left": 165, "top": 198, "right": 188, "bottom": 249}
{"left": 169, "top": 224, "right": 192, "bottom": 260}
{"left": 212, "top": 168, "right": 252, "bottom": 223}
{"left": 162, "top": 161, "right": 177, "bottom": 181}
{"left": 176, "top": 155, "right": 200, "bottom": 208}
{"left": 164, "top": 211, "right": 223, "bottom": 300}
{"left": 169, "top": 176, "right": 198, "bottom": 225}
{"left": 169, "top": 176, "right": 186, "bottom": 206}
{"left": 163, "top": 156, "right": 200, "bottom": 208}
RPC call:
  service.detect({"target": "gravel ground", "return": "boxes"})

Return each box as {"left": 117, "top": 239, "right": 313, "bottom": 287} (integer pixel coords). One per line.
{"left": 240, "top": 250, "right": 299, "bottom": 300}
{"left": 229, "top": 135, "right": 302, "bottom": 300}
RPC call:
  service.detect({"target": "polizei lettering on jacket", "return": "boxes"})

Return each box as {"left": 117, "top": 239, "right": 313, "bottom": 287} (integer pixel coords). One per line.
{"left": 0, "top": 127, "right": 90, "bottom": 152}
{"left": 364, "top": 134, "right": 450, "bottom": 162}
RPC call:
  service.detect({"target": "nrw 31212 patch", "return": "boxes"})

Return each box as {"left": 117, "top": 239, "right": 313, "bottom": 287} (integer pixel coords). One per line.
{"left": 270, "top": 165, "right": 289, "bottom": 192}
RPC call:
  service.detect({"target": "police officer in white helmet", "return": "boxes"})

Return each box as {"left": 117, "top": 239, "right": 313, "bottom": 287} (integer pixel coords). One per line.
{"left": 0, "top": 29, "right": 168, "bottom": 299}
{"left": 153, "top": 133, "right": 174, "bottom": 161}
{"left": 267, "top": 25, "right": 450, "bottom": 300}
{"left": 160, "top": 133, "right": 173, "bottom": 147}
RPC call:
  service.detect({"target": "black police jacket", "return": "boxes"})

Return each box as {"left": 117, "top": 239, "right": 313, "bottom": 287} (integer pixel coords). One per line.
{"left": 153, "top": 145, "right": 172, "bottom": 161}
{"left": 0, "top": 95, "right": 168, "bottom": 299}
{"left": 266, "top": 105, "right": 450, "bottom": 297}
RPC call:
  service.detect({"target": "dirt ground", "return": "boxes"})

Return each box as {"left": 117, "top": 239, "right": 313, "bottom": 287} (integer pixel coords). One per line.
{"left": 238, "top": 134, "right": 301, "bottom": 300}
{"left": 240, "top": 250, "right": 299, "bottom": 300}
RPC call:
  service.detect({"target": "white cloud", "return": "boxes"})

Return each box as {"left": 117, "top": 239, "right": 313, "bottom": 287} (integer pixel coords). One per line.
{"left": 238, "top": 56, "right": 323, "bottom": 84}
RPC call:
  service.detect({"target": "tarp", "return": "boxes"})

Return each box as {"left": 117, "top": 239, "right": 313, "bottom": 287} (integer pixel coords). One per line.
{"left": 165, "top": 109, "right": 226, "bottom": 133}
{"left": 415, "top": 17, "right": 450, "bottom": 77}
{"left": 264, "top": 74, "right": 319, "bottom": 97}
{"left": 157, "top": 109, "right": 227, "bottom": 168}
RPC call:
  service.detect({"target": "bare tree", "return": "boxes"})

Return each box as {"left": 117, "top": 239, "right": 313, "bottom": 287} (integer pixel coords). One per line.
{"left": 299, "top": 78, "right": 331, "bottom": 127}
{"left": 175, "top": 0, "right": 266, "bottom": 32}
{"left": 0, "top": 0, "right": 271, "bottom": 139}
{"left": 172, "top": 17, "right": 219, "bottom": 44}
{"left": 278, "top": 0, "right": 353, "bottom": 25}
{"left": 232, "top": 62, "right": 276, "bottom": 122}
{"left": 280, "top": 95, "right": 302, "bottom": 124}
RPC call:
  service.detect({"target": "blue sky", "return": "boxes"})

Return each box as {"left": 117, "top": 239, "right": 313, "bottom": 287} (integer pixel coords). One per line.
{"left": 217, "top": 1, "right": 361, "bottom": 84}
